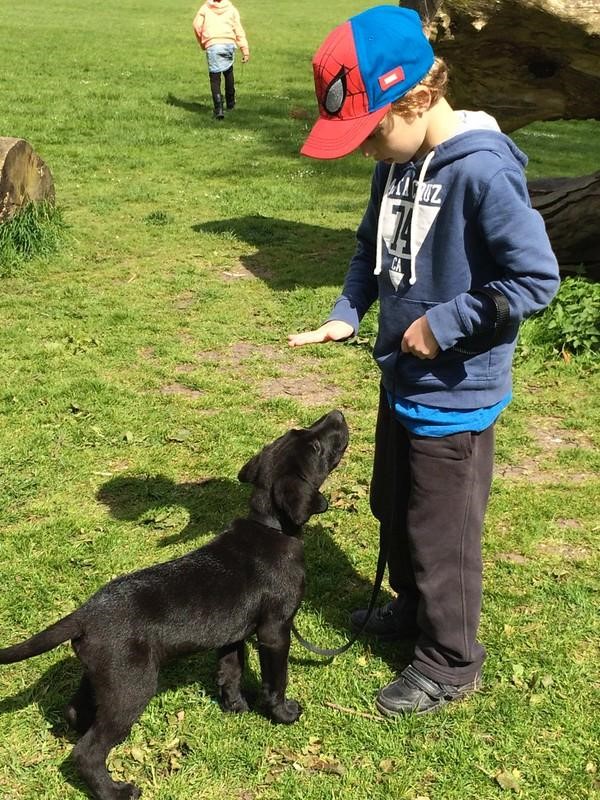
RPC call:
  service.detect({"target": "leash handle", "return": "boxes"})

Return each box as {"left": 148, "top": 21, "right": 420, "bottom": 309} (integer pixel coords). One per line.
{"left": 451, "top": 288, "right": 510, "bottom": 355}
{"left": 291, "top": 525, "right": 389, "bottom": 658}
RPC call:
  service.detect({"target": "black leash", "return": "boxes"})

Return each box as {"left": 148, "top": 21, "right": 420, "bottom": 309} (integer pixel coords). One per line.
{"left": 291, "top": 524, "right": 389, "bottom": 657}
{"left": 451, "top": 288, "right": 510, "bottom": 355}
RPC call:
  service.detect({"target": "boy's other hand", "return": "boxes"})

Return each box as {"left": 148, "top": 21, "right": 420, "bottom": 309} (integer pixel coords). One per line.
{"left": 288, "top": 320, "right": 354, "bottom": 347}
{"left": 401, "top": 315, "right": 440, "bottom": 359}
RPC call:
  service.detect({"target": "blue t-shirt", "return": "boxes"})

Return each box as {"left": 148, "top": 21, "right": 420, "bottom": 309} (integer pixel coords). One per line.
{"left": 388, "top": 391, "right": 511, "bottom": 437}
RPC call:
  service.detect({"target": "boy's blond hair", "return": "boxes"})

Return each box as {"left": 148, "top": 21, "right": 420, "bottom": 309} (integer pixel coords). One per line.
{"left": 390, "top": 57, "right": 449, "bottom": 117}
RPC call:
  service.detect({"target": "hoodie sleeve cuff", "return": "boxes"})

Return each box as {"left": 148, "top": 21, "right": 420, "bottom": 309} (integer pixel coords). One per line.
{"left": 426, "top": 293, "right": 498, "bottom": 351}
{"left": 326, "top": 296, "right": 360, "bottom": 337}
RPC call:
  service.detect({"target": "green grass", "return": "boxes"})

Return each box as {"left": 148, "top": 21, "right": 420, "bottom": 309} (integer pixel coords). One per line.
{"left": 1, "top": 1, "right": 599, "bottom": 799}
{"left": 0, "top": 202, "right": 67, "bottom": 276}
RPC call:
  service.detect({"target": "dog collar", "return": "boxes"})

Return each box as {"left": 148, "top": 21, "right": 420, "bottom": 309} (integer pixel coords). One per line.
{"left": 247, "top": 511, "right": 282, "bottom": 533}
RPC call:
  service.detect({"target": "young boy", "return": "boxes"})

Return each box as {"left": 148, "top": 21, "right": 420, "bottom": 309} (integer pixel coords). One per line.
{"left": 193, "top": 0, "right": 250, "bottom": 119}
{"left": 289, "top": 5, "right": 559, "bottom": 716}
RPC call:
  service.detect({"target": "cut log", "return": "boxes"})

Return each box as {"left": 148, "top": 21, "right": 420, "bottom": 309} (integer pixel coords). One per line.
{"left": 528, "top": 171, "right": 600, "bottom": 281}
{"left": 403, "top": 0, "right": 600, "bottom": 133}
{"left": 0, "top": 137, "right": 55, "bottom": 222}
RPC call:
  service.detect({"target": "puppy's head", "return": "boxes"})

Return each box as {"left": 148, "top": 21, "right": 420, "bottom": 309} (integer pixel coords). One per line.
{"left": 239, "top": 410, "right": 349, "bottom": 529}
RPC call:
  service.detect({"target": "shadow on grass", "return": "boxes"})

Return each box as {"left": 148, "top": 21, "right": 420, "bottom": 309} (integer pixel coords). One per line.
{"left": 166, "top": 92, "right": 206, "bottom": 116}
{"left": 192, "top": 215, "right": 355, "bottom": 289}
{"left": 0, "top": 649, "right": 263, "bottom": 799}
{"left": 96, "top": 474, "right": 248, "bottom": 547}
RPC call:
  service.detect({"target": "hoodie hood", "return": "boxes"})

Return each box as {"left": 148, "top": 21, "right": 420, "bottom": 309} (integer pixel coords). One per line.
{"left": 430, "top": 110, "right": 527, "bottom": 171}
{"left": 206, "top": 0, "right": 232, "bottom": 12}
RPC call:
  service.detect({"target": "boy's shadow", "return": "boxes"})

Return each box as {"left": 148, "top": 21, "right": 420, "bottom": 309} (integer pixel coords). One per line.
{"left": 192, "top": 215, "right": 354, "bottom": 290}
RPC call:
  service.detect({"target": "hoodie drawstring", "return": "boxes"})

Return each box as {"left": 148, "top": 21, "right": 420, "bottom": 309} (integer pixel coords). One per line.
{"left": 409, "top": 149, "right": 435, "bottom": 285}
{"left": 374, "top": 165, "right": 396, "bottom": 277}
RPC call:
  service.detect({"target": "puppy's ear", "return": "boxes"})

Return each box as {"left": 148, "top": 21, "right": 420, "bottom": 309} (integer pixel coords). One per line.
{"left": 238, "top": 452, "right": 261, "bottom": 484}
{"left": 273, "top": 476, "right": 328, "bottom": 527}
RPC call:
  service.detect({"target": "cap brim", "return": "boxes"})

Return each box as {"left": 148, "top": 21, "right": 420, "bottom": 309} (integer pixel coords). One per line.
{"left": 300, "top": 105, "right": 390, "bottom": 160}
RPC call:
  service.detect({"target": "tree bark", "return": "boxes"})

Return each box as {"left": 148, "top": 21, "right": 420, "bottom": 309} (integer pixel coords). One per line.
{"left": 421, "top": 0, "right": 600, "bottom": 133}
{"left": 528, "top": 171, "right": 600, "bottom": 280}
{"left": 0, "top": 137, "right": 55, "bottom": 222}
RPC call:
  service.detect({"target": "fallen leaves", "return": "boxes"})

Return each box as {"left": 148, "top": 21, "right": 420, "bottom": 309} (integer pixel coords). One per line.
{"left": 262, "top": 738, "right": 345, "bottom": 784}
{"left": 495, "top": 768, "right": 522, "bottom": 792}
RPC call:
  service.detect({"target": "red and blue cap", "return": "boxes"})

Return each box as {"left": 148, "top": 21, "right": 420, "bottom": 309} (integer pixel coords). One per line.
{"left": 301, "top": 5, "right": 434, "bottom": 159}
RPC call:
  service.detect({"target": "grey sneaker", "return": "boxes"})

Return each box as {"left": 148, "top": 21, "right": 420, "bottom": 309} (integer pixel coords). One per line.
{"left": 375, "top": 664, "right": 482, "bottom": 717}
{"left": 350, "top": 596, "right": 418, "bottom": 641}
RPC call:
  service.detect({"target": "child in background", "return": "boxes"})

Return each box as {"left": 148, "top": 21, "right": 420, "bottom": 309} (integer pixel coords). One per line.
{"left": 289, "top": 5, "right": 559, "bottom": 716}
{"left": 193, "top": 0, "right": 250, "bottom": 120}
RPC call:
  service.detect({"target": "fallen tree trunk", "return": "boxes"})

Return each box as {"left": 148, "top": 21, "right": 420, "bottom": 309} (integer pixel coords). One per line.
{"left": 0, "top": 137, "right": 55, "bottom": 222}
{"left": 528, "top": 171, "right": 600, "bottom": 281}
{"left": 419, "top": 0, "right": 600, "bottom": 133}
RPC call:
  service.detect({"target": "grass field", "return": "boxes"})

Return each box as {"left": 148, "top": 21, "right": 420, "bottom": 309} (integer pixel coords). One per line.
{"left": 1, "top": 1, "right": 599, "bottom": 798}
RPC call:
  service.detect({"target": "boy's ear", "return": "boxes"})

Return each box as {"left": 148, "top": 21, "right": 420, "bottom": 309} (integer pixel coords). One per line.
{"left": 413, "top": 86, "right": 433, "bottom": 113}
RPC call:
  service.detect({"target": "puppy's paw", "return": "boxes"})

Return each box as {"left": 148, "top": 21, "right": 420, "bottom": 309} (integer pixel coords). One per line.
{"left": 221, "top": 695, "right": 250, "bottom": 714}
{"left": 270, "top": 698, "right": 302, "bottom": 724}
{"left": 63, "top": 703, "right": 78, "bottom": 729}
{"left": 113, "top": 781, "right": 141, "bottom": 799}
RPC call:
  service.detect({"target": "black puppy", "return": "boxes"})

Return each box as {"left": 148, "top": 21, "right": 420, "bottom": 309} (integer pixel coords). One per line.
{"left": 0, "top": 410, "right": 349, "bottom": 800}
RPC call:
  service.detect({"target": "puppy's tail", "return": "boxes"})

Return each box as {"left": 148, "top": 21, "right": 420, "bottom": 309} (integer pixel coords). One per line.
{"left": 0, "top": 612, "right": 81, "bottom": 664}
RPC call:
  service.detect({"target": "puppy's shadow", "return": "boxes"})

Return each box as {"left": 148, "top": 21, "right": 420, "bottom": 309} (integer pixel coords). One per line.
{"left": 0, "top": 650, "right": 261, "bottom": 799}
{"left": 97, "top": 474, "right": 248, "bottom": 547}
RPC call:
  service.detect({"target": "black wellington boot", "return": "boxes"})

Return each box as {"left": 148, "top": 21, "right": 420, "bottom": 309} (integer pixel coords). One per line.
{"left": 213, "top": 93, "right": 225, "bottom": 120}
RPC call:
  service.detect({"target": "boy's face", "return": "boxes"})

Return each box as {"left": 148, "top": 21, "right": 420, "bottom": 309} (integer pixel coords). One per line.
{"left": 359, "top": 107, "right": 429, "bottom": 164}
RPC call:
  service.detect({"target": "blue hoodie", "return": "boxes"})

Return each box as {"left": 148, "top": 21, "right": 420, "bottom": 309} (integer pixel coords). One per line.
{"left": 328, "top": 111, "right": 560, "bottom": 409}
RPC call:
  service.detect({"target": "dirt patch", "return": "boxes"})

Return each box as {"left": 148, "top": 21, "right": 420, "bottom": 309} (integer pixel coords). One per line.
{"left": 259, "top": 376, "right": 340, "bottom": 406}
{"left": 536, "top": 541, "right": 591, "bottom": 561}
{"left": 160, "top": 383, "right": 204, "bottom": 400}
{"left": 138, "top": 346, "right": 156, "bottom": 361}
{"left": 194, "top": 342, "right": 338, "bottom": 405}
{"left": 530, "top": 416, "right": 595, "bottom": 450}
{"left": 174, "top": 363, "right": 196, "bottom": 374}
{"left": 174, "top": 292, "right": 196, "bottom": 309}
{"left": 554, "top": 518, "right": 583, "bottom": 529}
{"left": 495, "top": 414, "right": 596, "bottom": 483}
{"left": 219, "top": 260, "right": 273, "bottom": 282}
{"left": 495, "top": 552, "right": 530, "bottom": 565}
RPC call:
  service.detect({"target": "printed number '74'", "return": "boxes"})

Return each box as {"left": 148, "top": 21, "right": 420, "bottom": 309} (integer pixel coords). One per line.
{"left": 390, "top": 204, "right": 412, "bottom": 255}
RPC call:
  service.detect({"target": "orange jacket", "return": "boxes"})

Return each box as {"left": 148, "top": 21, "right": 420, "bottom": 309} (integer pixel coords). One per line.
{"left": 193, "top": 0, "right": 249, "bottom": 56}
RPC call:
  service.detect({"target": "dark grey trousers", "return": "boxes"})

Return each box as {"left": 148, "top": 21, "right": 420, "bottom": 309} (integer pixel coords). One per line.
{"left": 370, "top": 384, "right": 494, "bottom": 684}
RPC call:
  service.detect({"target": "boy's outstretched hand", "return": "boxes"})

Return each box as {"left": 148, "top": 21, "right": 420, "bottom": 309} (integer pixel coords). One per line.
{"left": 401, "top": 315, "right": 440, "bottom": 359}
{"left": 288, "top": 320, "right": 354, "bottom": 347}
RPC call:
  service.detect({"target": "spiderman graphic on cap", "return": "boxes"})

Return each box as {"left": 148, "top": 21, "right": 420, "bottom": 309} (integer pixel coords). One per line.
{"left": 301, "top": 6, "right": 434, "bottom": 160}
